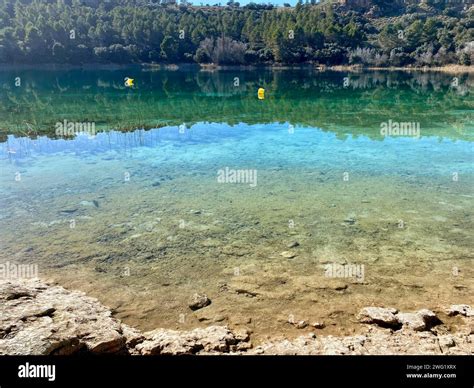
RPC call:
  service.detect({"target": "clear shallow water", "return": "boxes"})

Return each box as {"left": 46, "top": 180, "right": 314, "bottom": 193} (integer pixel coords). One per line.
{"left": 2, "top": 123, "right": 473, "bottom": 176}
{"left": 0, "top": 69, "right": 472, "bottom": 341}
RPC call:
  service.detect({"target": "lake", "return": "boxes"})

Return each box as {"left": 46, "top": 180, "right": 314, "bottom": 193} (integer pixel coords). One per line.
{"left": 0, "top": 67, "right": 472, "bottom": 341}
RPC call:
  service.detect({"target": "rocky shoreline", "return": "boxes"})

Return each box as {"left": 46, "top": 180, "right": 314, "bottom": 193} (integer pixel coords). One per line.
{"left": 1, "top": 278, "right": 472, "bottom": 355}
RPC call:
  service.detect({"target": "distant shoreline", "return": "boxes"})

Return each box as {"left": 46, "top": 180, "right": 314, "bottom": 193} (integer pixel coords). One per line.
{"left": 327, "top": 64, "right": 474, "bottom": 74}
{"left": 1, "top": 63, "right": 472, "bottom": 73}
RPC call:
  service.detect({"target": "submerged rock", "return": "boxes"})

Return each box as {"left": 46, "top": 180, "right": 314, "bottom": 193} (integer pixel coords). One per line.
{"left": 59, "top": 208, "right": 78, "bottom": 214}
{"left": 234, "top": 288, "right": 258, "bottom": 298}
{"left": 343, "top": 217, "right": 356, "bottom": 225}
{"left": 294, "top": 320, "right": 308, "bottom": 329}
{"left": 80, "top": 200, "right": 99, "bottom": 208}
{"left": 213, "top": 315, "right": 226, "bottom": 322}
{"left": 287, "top": 241, "right": 300, "bottom": 249}
{"left": 280, "top": 251, "right": 296, "bottom": 259}
{"left": 188, "top": 293, "right": 211, "bottom": 311}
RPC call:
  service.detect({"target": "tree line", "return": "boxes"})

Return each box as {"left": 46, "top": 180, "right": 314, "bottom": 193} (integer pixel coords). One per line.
{"left": 0, "top": 0, "right": 472, "bottom": 66}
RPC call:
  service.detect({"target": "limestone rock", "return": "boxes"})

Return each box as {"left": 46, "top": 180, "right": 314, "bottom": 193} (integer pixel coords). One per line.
{"left": 0, "top": 279, "right": 125, "bottom": 355}
{"left": 121, "top": 324, "right": 145, "bottom": 349}
{"left": 447, "top": 305, "right": 473, "bottom": 317}
{"left": 2, "top": 279, "right": 472, "bottom": 356}
{"left": 358, "top": 307, "right": 440, "bottom": 331}
{"left": 397, "top": 309, "right": 439, "bottom": 331}
{"left": 134, "top": 326, "right": 244, "bottom": 355}
{"left": 247, "top": 328, "right": 473, "bottom": 355}
{"left": 357, "top": 307, "right": 400, "bottom": 328}
{"left": 438, "top": 335, "right": 456, "bottom": 350}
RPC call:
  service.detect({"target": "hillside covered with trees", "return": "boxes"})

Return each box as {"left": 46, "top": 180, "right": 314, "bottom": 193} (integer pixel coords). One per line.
{"left": 0, "top": 0, "right": 472, "bottom": 66}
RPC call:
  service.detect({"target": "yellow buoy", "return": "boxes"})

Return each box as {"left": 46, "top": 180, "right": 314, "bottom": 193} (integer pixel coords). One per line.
{"left": 258, "top": 87, "right": 265, "bottom": 100}
{"left": 124, "top": 77, "right": 134, "bottom": 87}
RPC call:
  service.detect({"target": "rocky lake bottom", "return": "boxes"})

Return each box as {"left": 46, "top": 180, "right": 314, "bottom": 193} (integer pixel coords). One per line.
{"left": 1, "top": 123, "right": 472, "bottom": 344}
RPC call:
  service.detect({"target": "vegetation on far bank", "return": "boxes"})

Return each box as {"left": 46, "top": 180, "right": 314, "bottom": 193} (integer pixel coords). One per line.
{"left": 0, "top": 0, "right": 473, "bottom": 67}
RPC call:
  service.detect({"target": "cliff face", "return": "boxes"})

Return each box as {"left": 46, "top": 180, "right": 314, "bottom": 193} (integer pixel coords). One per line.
{"left": 334, "top": 0, "right": 408, "bottom": 15}
{"left": 341, "top": 0, "right": 421, "bottom": 8}
{"left": 336, "top": 0, "right": 465, "bottom": 11}
{"left": 0, "top": 278, "right": 472, "bottom": 355}
{"left": 338, "top": 0, "right": 374, "bottom": 8}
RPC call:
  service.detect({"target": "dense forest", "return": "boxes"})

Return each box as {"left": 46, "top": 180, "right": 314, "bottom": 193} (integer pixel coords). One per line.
{"left": 0, "top": 0, "right": 473, "bottom": 66}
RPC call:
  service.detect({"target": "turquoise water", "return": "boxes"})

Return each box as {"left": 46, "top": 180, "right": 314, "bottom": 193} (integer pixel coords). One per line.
{"left": 1, "top": 123, "right": 473, "bottom": 182}
{"left": 1, "top": 120, "right": 473, "bottom": 166}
